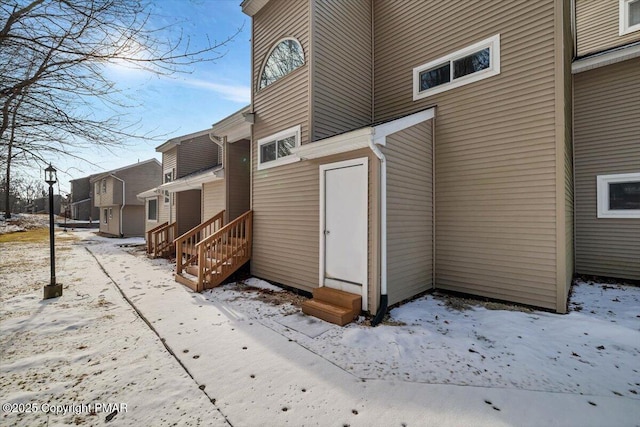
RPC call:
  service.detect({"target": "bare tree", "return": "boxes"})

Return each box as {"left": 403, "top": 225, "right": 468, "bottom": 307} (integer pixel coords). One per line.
{"left": 0, "top": 0, "right": 241, "bottom": 217}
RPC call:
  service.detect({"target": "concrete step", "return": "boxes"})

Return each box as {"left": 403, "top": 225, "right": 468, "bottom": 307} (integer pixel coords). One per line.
{"left": 301, "top": 299, "right": 357, "bottom": 327}
{"left": 312, "top": 287, "right": 361, "bottom": 313}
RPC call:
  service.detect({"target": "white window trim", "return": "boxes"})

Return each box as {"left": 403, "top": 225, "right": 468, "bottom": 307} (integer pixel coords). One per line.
{"left": 620, "top": 0, "right": 640, "bottom": 35}
{"left": 413, "top": 34, "right": 501, "bottom": 100}
{"left": 597, "top": 172, "right": 640, "bottom": 218}
{"left": 103, "top": 208, "right": 108, "bottom": 224}
{"left": 163, "top": 168, "right": 174, "bottom": 205}
{"left": 258, "top": 37, "right": 305, "bottom": 91}
{"left": 257, "top": 125, "right": 301, "bottom": 171}
{"left": 147, "top": 198, "right": 158, "bottom": 222}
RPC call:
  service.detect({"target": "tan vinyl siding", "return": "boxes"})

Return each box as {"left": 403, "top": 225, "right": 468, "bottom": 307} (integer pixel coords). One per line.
{"left": 202, "top": 180, "right": 226, "bottom": 221}
{"left": 312, "top": 0, "right": 372, "bottom": 141}
{"left": 374, "top": 1, "right": 560, "bottom": 310}
{"left": 100, "top": 205, "right": 120, "bottom": 236}
{"left": 226, "top": 139, "right": 251, "bottom": 221}
{"left": 176, "top": 135, "right": 220, "bottom": 178}
{"left": 382, "top": 120, "right": 433, "bottom": 305}
{"left": 253, "top": 0, "right": 310, "bottom": 145}
{"left": 251, "top": 148, "right": 379, "bottom": 311}
{"left": 562, "top": 0, "right": 574, "bottom": 308}
{"left": 122, "top": 205, "right": 145, "bottom": 237}
{"left": 576, "top": 0, "right": 640, "bottom": 56}
{"left": 176, "top": 189, "right": 201, "bottom": 236}
{"left": 574, "top": 58, "right": 640, "bottom": 280}
{"left": 144, "top": 197, "right": 160, "bottom": 233}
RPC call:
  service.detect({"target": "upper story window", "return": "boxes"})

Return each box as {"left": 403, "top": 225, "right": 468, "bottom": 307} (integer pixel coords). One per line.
{"left": 101, "top": 179, "right": 107, "bottom": 193}
{"left": 163, "top": 169, "right": 174, "bottom": 204}
{"left": 259, "top": 38, "right": 304, "bottom": 90}
{"left": 597, "top": 172, "right": 640, "bottom": 218}
{"left": 620, "top": 0, "right": 640, "bottom": 35}
{"left": 413, "top": 34, "right": 500, "bottom": 100}
{"left": 257, "top": 125, "right": 301, "bottom": 170}
{"left": 95, "top": 182, "right": 100, "bottom": 195}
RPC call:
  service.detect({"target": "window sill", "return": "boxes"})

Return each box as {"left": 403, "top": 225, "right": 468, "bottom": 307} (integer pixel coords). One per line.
{"left": 257, "top": 155, "right": 300, "bottom": 171}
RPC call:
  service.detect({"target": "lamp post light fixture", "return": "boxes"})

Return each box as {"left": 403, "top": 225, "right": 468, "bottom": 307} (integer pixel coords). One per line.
{"left": 43, "top": 163, "right": 62, "bottom": 299}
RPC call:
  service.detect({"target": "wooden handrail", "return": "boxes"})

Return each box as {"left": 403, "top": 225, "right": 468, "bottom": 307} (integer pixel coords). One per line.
{"left": 147, "top": 221, "right": 168, "bottom": 254}
{"left": 193, "top": 210, "right": 252, "bottom": 291}
{"left": 148, "top": 221, "right": 176, "bottom": 258}
{"left": 175, "top": 210, "right": 225, "bottom": 276}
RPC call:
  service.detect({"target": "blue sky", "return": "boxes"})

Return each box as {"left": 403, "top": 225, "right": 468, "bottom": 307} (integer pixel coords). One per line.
{"left": 56, "top": 0, "right": 251, "bottom": 193}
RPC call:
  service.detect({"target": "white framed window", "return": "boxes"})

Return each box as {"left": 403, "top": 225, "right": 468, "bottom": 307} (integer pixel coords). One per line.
{"left": 163, "top": 169, "right": 174, "bottom": 204}
{"left": 259, "top": 38, "right": 305, "bottom": 90}
{"left": 597, "top": 172, "right": 640, "bottom": 218}
{"left": 94, "top": 182, "right": 100, "bottom": 195}
{"left": 109, "top": 208, "right": 113, "bottom": 219}
{"left": 101, "top": 179, "right": 106, "bottom": 193}
{"left": 103, "top": 208, "right": 108, "bottom": 224}
{"left": 147, "top": 198, "right": 158, "bottom": 222}
{"left": 620, "top": 0, "right": 640, "bottom": 35}
{"left": 413, "top": 34, "right": 501, "bottom": 100}
{"left": 257, "top": 125, "right": 301, "bottom": 170}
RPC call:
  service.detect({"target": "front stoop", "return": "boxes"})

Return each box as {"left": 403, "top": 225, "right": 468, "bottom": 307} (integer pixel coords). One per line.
{"left": 301, "top": 287, "right": 361, "bottom": 326}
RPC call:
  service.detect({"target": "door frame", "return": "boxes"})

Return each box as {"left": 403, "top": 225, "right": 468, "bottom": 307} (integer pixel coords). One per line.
{"left": 319, "top": 157, "right": 368, "bottom": 310}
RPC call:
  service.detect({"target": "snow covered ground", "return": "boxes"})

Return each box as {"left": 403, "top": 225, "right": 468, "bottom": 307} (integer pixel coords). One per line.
{"left": 1, "top": 228, "right": 639, "bottom": 426}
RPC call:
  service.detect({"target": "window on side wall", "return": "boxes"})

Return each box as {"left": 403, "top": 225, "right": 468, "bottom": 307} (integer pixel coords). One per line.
{"left": 95, "top": 182, "right": 100, "bottom": 195}
{"left": 257, "top": 125, "right": 301, "bottom": 171}
{"left": 102, "top": 179, "right": 106, "bottom": 193}
{"left": 147, "top": 198, "right": 158, "bottom": 221}
{"left": 413, "top": 34, "right": 500, "bottom": 100}
{"left": 109, "top": 208, "right": 113, "bottom": 219}
{"left": 163, "top": 169, "right": 173, "bottom": 204}
{"left": 103, "top": 208, "right": 108, "bottom": 224}
{"left": 620, "top": 0, "right": 640, "bottom": 35}
{"left": 597, "top": 173, "right": 640, "bottom": 218}
{"left": 259, "top": 38, "right": 305, "bottom": 90}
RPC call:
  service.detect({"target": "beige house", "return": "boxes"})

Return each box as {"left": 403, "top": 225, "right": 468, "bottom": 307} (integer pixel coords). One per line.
{"left": 231, "top": 0, "right": 639, "bottom": 324}
{"left": 139, "top": 108, "right": 252, "bottom": 272}
{"left": 573, "top": 0, "right": 640, "bottom": 281}
{"left": 91, "top": 159, "right": 161, "bottom": 237}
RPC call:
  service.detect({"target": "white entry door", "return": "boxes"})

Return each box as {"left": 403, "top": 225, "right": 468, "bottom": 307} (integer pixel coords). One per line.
{"left": 320, "top": 157, "right": 368, "bottom": 309}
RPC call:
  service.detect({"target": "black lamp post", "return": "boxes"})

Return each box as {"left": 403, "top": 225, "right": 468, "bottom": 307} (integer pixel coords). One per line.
{"left": 43, "top": 164, "right": 62, "bottom": 299}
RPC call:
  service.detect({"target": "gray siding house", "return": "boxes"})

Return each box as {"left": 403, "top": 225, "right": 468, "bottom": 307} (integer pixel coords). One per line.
{"left": 91, "top": 159, "right": 161, "bottom": 237}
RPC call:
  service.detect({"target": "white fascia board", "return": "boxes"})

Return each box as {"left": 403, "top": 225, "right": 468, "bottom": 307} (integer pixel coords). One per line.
{"left": 211, "top": 105, "right": 253, "bottom": 143}
{"left": 241, "top": 0, "right": 269, "bottom": 16}
{"left": 372, "top": 109, "right": 436, "bottom": 146}
{"left": 572, "top": 43, "right": 640, "bottom": 73}
{"left": 292, "top": 128, "right": 374, "bottom": 160}
{"left": 158, "top": 168, "right": 224, "bottom": 193}
{"left": 136, "top": 187, "right": 160, "bottom": 201}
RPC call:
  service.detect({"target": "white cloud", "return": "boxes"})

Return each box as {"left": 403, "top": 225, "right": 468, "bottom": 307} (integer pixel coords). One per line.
{"left": 180, "top": 78, "right": 250, "bottom": 104}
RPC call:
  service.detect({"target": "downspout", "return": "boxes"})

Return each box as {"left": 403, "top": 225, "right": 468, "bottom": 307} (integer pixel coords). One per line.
{"left": 368, "top": 138, "right": 387, "bottom": 326}
{"left": 110, "top": 174, "right": 125, "bottom": 237}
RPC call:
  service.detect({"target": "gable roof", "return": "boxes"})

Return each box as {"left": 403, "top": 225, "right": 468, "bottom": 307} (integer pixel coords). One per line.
{"left": 89, "top": 158, "right": 161, "bottom": 182}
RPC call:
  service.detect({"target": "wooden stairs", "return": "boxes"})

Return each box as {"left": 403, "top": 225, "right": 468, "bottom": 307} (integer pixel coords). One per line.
{"left": 302, "top": 287, "right": 361, "bottom": 326}
{"left": 174, "top": 210, "right": 252, "bottom": 292}
{"left": 147, "top": 221, "right": 177, "bottom": 258}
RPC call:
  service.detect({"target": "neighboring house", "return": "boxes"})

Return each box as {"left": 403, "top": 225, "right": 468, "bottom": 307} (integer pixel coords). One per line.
{"left": 24, "top": 194, "right": 63, "bottom": 215}
{"left": 91, "top": 159, "right": 161, "bottom": 237}
{"left": 572, "top": 0, "right": 640, "bottom": 281}
{"left": 139, "top": 107, "right": 252, "bottom": 264}
{"left": 69, "top": 176, "right": 99, "bottom": 221}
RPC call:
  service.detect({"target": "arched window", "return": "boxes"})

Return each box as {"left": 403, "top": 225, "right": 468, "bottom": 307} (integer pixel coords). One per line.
{"left": 259, "top": 38, "right": 304, "bottom": 90}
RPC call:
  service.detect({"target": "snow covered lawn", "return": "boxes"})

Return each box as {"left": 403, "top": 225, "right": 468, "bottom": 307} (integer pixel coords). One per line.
{"left": 1, "top": 228, "right": 639, "bottom": 426}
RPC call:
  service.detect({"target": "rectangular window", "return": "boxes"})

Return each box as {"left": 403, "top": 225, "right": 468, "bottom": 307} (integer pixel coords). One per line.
{"left": 103, "top": 208, "right": 108, "bottom": 224}
{"left": 257, "top": 125, "right": 301, "bottom": 170}
{"left": 413, "top": 34, "right": 500, "bottom": 100}
{"left": 102, "top": 179, "right": 106, "bottom": 193}
{"left": 620, "top": 0, "right": 640, "bottom": 35}
{"left": 163, "top": 169, "right": 173, "bottom": 204}
{"left": 109, "top": 208, "right": 113, "bottom": 219}
{"left": 597, "top": 173, "right": 640, "bottom": 218}
{"left": 147, "top": 198, "right": 158, "bottom": 221}
{"left": 95, "top": 182, "right": 100, "bottom": 195}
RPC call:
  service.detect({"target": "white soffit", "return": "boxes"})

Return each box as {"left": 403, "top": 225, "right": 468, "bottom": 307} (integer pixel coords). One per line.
{"left": 158, "top": 167, "right": 224, "bottom": 193}
{"left": 137, "top": 188, "right": 160, "bottom": 200}
{"left": 292, "top": 108, "right": 435, "bottom": 160}
{"left": 572, "top": 43, "right": 640, "bottom": 73}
